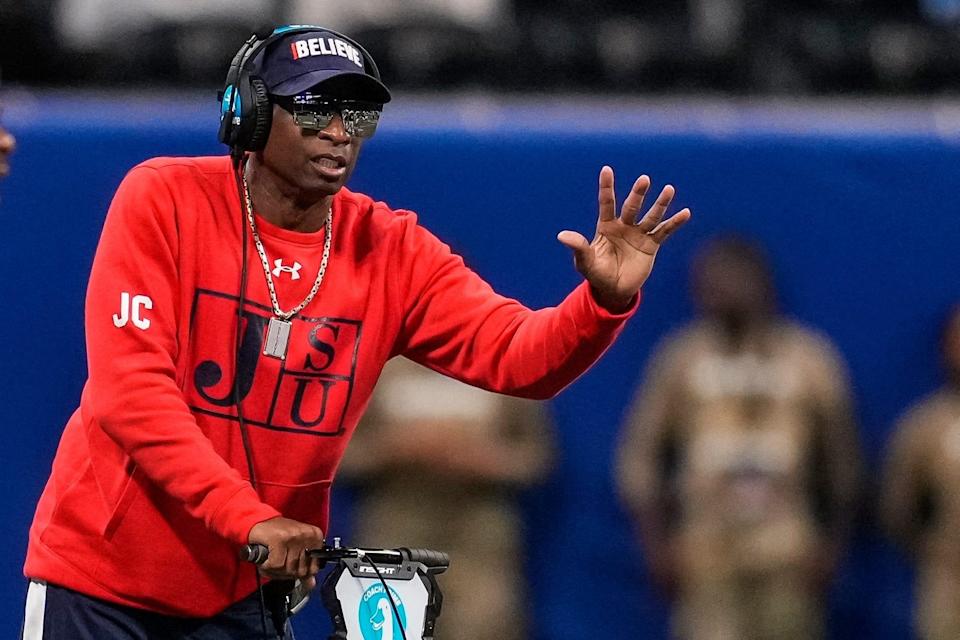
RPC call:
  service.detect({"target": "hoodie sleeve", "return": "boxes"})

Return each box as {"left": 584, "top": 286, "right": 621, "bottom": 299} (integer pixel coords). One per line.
{"left": 393, "top": 213, "right": 638, "bottom": 399}
{"left": 84, "top": 165, "right": 280, "bottom": 544}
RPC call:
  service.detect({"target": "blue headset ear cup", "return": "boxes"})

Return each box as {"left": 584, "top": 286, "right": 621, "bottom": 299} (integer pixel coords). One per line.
{"left": 217, "top": 84, "right": 236, "bottom": 145}
{"left": 246, "top": 78, "right": 273, "bottom": 151}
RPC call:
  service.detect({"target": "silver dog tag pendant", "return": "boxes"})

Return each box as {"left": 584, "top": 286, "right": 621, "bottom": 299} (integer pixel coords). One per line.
{"left": 263, "top": 317, "right": 292, "bottom": 360}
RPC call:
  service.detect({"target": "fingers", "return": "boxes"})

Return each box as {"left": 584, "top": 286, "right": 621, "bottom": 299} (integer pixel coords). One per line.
{"left": 260, "top": 544, "right": 288, "bottom": 578}
{"left": 587, "top": 166, "right": 690, "bottom": 247}
{"left": 599, "top": 168, "right": 678, "bottom": 233}
{"left": 249, "top": 517, "right": 325, "bottom": 579}
{"left": 619, "top": 175, "right": 651, "bottom": 225}
{"left": 647, "top": 208, "right": 692, "bottom": 244}
{"left": 262, "top": 547, "right": 319, "bottom": 579}
{"left": 290, "top": 545, "right": 309, "bottom": 578}
{"left": 635, "top": 184, "right": 676, "bottom": 233}
{"left": 597, "top": 166, "right": 616, "bottom": 223}
{"left": 265, "top": 550, "right": 313, "bottom": 579}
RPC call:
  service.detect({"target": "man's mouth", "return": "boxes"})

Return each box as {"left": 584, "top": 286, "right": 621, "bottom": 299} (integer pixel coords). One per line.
{"left": 311, "top": 155, "right": 346, "bottom": 179}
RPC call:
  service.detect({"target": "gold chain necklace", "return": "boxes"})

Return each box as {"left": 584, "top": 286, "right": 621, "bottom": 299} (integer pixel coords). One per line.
{"left": 242, "top": 174, "right": 332, "bottom": 360}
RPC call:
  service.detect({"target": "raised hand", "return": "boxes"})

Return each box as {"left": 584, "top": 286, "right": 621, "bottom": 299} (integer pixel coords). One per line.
{"left": 557, "top": 166, "right": 691, "bottom": 312}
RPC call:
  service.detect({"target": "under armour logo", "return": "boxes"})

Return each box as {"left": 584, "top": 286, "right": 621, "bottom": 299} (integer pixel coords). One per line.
{"left": 272, "top": 259, "right": 302, "bottom": 280}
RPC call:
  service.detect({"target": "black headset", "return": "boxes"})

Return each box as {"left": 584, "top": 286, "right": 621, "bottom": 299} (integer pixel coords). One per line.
{"left": 218, "top": 25, "right": 383, "bottom": 153}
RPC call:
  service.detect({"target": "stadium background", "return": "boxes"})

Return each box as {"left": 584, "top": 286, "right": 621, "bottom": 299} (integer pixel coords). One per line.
{"left": 3, "top": 2, "right": 960, "bottom": 638}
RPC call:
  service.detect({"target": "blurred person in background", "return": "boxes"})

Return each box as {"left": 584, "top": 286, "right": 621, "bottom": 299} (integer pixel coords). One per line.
{"left": 617, "top": 235, "right": 861, "bottom": 640}
{"left": 0, "top": 112, "right": 14, "bottom": 179}
{"left": 882, "top": 304, "right": 960, "bottom": 640}
{"left": 339, "top": 357, "right": 554, "bottom": 640}
{"left": 0, "top": 72, "right": 15, "bottom": 179}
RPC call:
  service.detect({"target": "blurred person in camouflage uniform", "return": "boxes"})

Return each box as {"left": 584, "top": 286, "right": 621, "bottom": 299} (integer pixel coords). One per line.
{"left": 339, "top": 356, "right": 554, "bottom": 640}
{"left": 0, "top": 73, "right": 15, "bottom": 179}
{"left": 882, "top": 304, "right": 960, "bottom": 640}
{"left": 617, "top": 236, "right": 861, "bottom": 640}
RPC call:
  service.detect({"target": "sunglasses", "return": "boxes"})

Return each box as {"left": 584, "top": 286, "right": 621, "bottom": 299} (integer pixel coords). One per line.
{"left": 274, "top": 94, "right": 382, "bottom": 139}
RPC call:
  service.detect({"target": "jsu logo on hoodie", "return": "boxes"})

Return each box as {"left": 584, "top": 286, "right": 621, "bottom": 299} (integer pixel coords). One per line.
{"left": 186, "top": 289, "right": 362, "bottom": 437}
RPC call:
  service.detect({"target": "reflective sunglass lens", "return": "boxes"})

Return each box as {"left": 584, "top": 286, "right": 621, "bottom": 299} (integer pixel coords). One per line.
{"left": 290, "top": 102, "right": 382, "bottom": 138}
{"left": 341, "top": 109, "right": 380, "bottom": 138}
{"left": 292, "top": 110, "right": 338, "bottom": 131}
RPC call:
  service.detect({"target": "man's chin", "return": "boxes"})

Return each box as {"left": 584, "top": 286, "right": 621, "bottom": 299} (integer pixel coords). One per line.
{"left": 301, "top": 177, "right": 343, "bottom": 198}
{"left": 308, "top": 169, "right": 352, "bottom": 193}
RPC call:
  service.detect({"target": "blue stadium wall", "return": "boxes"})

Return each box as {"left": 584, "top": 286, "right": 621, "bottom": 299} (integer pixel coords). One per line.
{"left": 3, "top": 94, "right": 960, "bottom": 639}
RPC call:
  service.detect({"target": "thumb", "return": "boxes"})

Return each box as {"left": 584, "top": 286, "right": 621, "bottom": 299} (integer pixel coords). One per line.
{"left": 557, "top": 230, "right": 590, "bottom": 253}
{"left": 557, "top": 230, "right": 594, "bottom": 272}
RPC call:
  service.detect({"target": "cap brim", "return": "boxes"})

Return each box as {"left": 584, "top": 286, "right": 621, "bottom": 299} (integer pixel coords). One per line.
{"left": 269, "top": 70, "right": 391, "bottom": 104}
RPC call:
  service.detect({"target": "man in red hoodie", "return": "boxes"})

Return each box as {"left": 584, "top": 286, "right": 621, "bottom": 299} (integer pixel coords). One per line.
{"left": 21, "top": 25, "right": 690, "bottom": 639}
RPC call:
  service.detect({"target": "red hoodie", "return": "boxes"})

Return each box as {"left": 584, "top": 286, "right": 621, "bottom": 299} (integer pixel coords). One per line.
{"left": 24, "top": 156, "right": 637, "bottom": 616}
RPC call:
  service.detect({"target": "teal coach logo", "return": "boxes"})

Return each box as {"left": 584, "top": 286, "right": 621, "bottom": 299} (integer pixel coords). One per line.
{"left": 359, "top": 583, "right": 408, "bottom": 640}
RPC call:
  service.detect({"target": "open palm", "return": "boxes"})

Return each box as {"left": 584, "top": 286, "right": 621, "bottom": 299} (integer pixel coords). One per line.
{"left": 558, "top": 166, "right": 691, "bottom": 311}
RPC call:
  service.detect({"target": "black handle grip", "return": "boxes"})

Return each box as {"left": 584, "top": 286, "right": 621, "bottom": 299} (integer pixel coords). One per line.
{"left": 399, "top": 547, "right": 450, "bottom": 571}
{"left": 240, "top": 543, "right": 270, "bottom": 564}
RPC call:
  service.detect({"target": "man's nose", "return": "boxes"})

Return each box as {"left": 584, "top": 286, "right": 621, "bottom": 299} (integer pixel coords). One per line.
{"left": 318, "top": 113, "right": 349, "bottom": 142}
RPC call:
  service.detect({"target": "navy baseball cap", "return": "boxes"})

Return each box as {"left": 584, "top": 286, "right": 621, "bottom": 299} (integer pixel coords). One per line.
{"left": 255, "top": 30, "right": 391, "bottom": 104}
